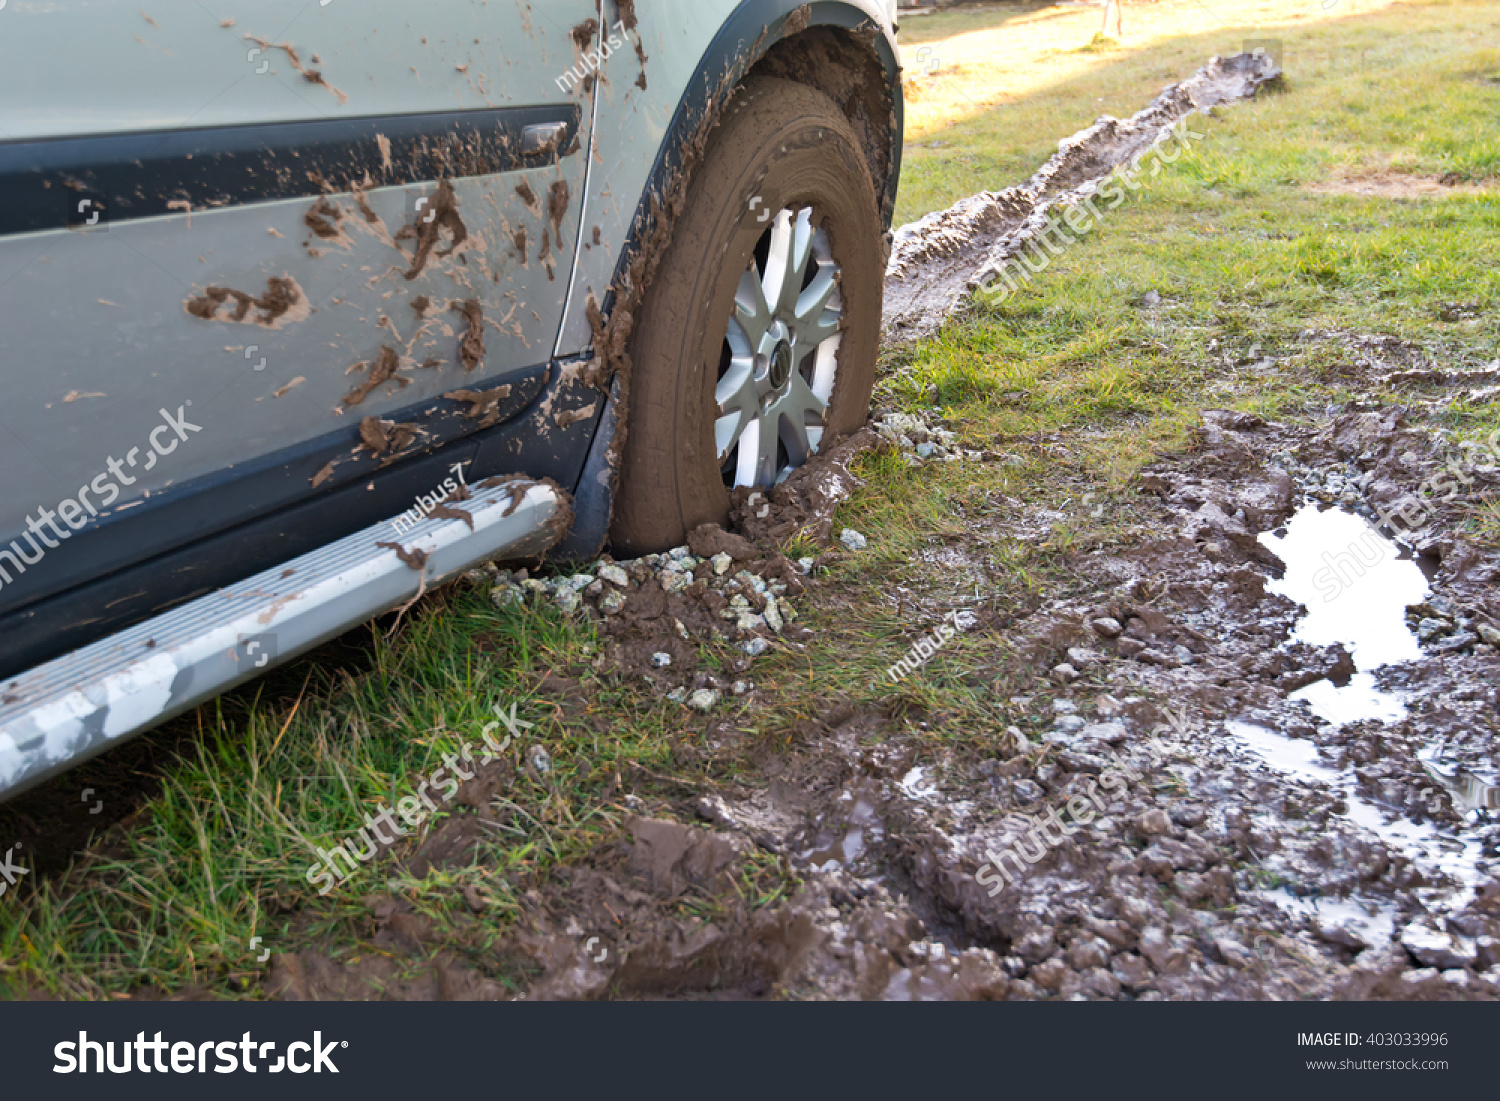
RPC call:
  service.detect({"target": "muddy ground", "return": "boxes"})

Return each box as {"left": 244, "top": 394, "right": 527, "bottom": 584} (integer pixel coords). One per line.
{"left": 267, "top": 340, "right": 1500, "bottom": 1001}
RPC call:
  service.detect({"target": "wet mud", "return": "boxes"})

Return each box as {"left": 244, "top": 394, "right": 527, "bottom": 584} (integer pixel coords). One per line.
{"left": 185, "top": 276, "right": 311, "bottom": 329}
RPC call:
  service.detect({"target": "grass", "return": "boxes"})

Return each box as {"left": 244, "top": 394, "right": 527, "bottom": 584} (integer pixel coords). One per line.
{"left": 4, "top": 0, "right": 1500, "bottom": 999}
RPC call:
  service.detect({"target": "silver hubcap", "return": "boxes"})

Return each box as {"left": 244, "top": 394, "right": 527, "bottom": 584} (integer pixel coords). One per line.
{"left": 716, "top": 206, "right": 843, "bottom": 488}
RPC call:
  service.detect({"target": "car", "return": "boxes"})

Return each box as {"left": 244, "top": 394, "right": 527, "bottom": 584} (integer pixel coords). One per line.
{"left": 0, "top": 0, "right": 903, "bottom": 800}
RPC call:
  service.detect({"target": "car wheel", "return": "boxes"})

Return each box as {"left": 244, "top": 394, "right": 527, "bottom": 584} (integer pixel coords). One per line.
{"left": 610, "top": 75, "right": 885, "bottom": 555}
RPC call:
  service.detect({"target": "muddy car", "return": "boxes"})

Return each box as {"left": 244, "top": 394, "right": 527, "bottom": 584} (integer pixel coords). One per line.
{"left": 0, "top": 1, "right": 902, "bottom": 799}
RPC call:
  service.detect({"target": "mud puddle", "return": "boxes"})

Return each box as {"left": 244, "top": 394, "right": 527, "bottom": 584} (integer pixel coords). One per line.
{"left": 1259, "top": 503, "right": 1432, "bottom": 726}
{"left": 1229, "top": 720, "right": 1485, "bottom": 901}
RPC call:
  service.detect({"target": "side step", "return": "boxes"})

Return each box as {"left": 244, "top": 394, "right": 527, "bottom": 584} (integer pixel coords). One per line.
{"left": 0, "top": 477, "right": 571, "bottom": 801}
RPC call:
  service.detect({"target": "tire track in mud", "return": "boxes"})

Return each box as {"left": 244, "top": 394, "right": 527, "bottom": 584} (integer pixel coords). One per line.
{"left": 881, "top": 51, "right": 1282, "bottom": 342}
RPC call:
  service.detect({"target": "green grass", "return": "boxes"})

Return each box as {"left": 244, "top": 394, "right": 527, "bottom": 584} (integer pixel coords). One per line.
{"left": 4, "top": 0, "right": 1500, "bottom": 1000}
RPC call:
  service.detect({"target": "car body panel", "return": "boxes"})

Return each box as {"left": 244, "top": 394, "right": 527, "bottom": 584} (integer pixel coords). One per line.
{"left": 0, "top": 0, "right": 596, "bottom": 587}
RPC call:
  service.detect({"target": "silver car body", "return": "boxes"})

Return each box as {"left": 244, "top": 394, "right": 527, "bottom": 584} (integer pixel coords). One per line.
{"left": 0, "top": 0, "right": 901, "bottom": 798}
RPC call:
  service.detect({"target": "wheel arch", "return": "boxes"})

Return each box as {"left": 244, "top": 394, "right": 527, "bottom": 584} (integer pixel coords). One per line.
{"left": 555, "top": 0, "right": 902, "bottom": 559}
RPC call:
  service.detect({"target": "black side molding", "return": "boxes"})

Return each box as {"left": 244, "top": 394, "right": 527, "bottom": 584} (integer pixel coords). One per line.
{"left": 0, "top": 104, "right": 580, "bottom": 237}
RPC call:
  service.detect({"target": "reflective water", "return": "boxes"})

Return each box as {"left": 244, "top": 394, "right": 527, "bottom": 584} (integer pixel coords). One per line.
{"left": 1258, "top": 504, "right": 1429, "bottom": 726}
{"left": 1230, "top": 720, "right": 1483, "bottom": 895}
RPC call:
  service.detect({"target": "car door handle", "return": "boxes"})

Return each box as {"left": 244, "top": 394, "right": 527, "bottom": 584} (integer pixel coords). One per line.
{"left": 521, "top": 122, "right": 568, "bottom": 157}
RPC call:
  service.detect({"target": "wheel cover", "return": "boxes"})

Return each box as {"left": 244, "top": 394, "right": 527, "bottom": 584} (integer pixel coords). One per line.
{"left": 716, "top": 206, "right": 843, "bottom": 488}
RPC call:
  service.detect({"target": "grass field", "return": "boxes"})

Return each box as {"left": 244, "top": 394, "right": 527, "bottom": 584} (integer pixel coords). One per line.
{"left": 3, "top": 0, "right": 1498, "bottom": 999}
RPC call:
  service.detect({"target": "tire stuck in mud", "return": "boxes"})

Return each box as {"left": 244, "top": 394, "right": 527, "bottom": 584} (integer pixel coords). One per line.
{"left": 611, "top": 76, "right": 886, "bottom": 555}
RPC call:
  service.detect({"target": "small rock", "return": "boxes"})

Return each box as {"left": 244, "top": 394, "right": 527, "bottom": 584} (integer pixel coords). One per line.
{"left": 597, "top": 563, "right": 629, "bottom": 587}
{"left": 525, "top": 744, "right": 552, "bottom": 776}
{"left": 554, "top": 587, "right": 582, "bottom": 615}
{"left": 675, "top": 618, "right": 691, "bottom": 641}
{"left": 1401, "top": 921, "right": 1477, "bottom": 969}
{"left": 740, "top": 638, "right": 770, "bottom": 658}
{"left": 839, "top": 528, "right": 868, "bottom": 552}
{"left": 798, "top": 556, "right": 816, "bottom": 574}
{"left": 566, "top": 573, "right": 595, "bottom": 591}
{"left": 1066, "top": 647, "right": 1102, "bottom": 667}
{"left": 731, "top": 680, "right": 752, "bottom": 696}
{"left": 1066, "top": 937, "right": 1111, "bottom": 971}
{"left": 1052, "top": 663, "right": 1080, "bottom": 685}
{"left": 490, "top": 585, "right": 523, "bottom": 609}
{"left": 667, "top": 545, "right": 691, "bottom": 561}
{"left": 1476, "top": 622, "right": 1500, "bottom": 647}
{"left": 598, "top": 589, "right": 627, "bottom": 615}
{"left": 763, "top": 595, "right": 784, "bottom": 633}
{"left": 915, "top": 442, "right": 938, "bottom": 459}
{"left": 685, "top": 688, "right": 720, "bottom": 712}
{"left": 1052, "top": 699, "right": 1078, "bottom": 714}
{"left": 1052, "top": 715, "right": 1087, "bottom": 734}
{"left": 1111, "top": 953, "right": 1153, "bottom": 988}
{"left": 736, "top": 613, "right": 767, "bottom": 633}
{"left": 666, "top": 688, "right": 687, "bottom": 703}
{"left": 1078, "top": 721, "right": 1128, "bottom": 746}
{"left": 1136, "top": 809, "right": 1172, "bottom": 837}
{"left": 712, "top": 553, "right": 733, "bottom": 576}
{"left": 660, "top": 570, "right": 691, "bottom": 594}
{"left": 650, "top": 652, "right": 673, "bottom": 669}
{"left": 1090, "top": 617, "right": 1122, "bottom": 638}
{"left": 1417, "top": 617, "right": 1448, "bottom": 641}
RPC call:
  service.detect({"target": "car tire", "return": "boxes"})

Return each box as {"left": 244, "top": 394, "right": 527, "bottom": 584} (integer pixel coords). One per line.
{"left": 610, "top": 75, "right": 885, "bottom": 556}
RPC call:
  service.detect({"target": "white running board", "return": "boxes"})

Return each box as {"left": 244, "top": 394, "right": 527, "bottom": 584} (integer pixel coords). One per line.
{"left": 0, "top": 477, "right": 570, "bottom": 801}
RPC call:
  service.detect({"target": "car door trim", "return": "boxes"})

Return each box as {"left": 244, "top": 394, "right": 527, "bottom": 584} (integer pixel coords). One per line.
{"left": 0, "top": 105, "right": 581, "bottom": 238}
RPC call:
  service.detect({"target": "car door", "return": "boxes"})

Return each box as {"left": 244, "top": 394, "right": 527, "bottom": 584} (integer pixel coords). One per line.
{"left": 0, "top": 0, "right": 597, "bottom": 667}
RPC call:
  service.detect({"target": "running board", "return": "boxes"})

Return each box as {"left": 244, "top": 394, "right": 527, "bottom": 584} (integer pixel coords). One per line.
{"left": 0, "top": 477, "right": 571, "bottom": 801}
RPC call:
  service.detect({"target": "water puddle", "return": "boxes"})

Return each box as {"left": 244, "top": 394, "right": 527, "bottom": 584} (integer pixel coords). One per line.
{"left": 899, "top": 766, "right": 939, "bottom": 802}
{"left": 1257, "top": 887, "right": 1398, "bottom": 949}
{"left": 1419, "top": 743, "right": 1500, "bottom": 818}
{"left": 801, "top": 786, "right": 882, "bottom": 871}
{"left": 1258, "top": 504, "right": 1431, "bottom": 726}
{"left": 1229, "top": 721, "right": 1483, "bottom": 898}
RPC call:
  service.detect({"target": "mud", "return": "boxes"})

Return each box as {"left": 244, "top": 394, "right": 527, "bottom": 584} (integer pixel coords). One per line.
{"left": 359, "top": 415, "right": 421, "bottom": 457}
{"left": 444, "top": 384, "right": 513, "bottom": 428}
{"left": 449, "top": 298, "right": 485, "bottom": 370}
{"left": 184, "top": 276, "right": 310, "bottom": 329}
{"left": 398, "top": 179, "right": 467, "bottom": 280}
{"left": 882, "top": 52, "right": 1282, "bottom": 341}
{"left": 514, "top": 180, "right": 541, "bottom": 218}
{"left": 571, "top": 18, "right": 598, "bottom": 50}
{"left": 302, "top": 338, "right": 1499, "bottom": 1002}
{"left": 243, "top": 35, "right": 348, "bottom": 105}
{"left": 342, "top": 345, "right": 406, "bottom": 406}
{"left": 376, "top": 541, "right": 429, "bottom": 572}
{"left": 548, "top": 180, "right": 571, "bottom": 247}
{"left": 752, "top": 20, "right": 895, "bottom": 226}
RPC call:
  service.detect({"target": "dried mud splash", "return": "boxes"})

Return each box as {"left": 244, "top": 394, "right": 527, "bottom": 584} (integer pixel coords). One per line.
{"left": 882, "top": 51, "right": 1281, "bottom": 342}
